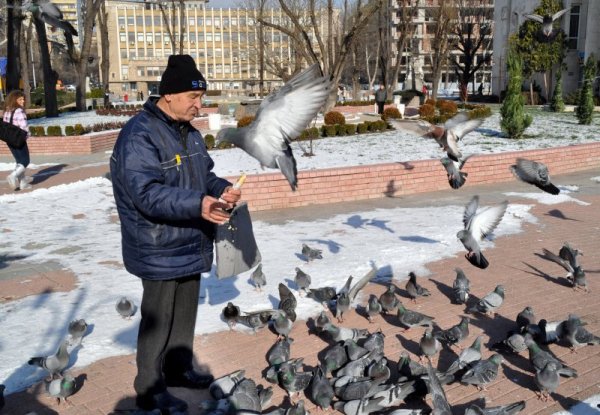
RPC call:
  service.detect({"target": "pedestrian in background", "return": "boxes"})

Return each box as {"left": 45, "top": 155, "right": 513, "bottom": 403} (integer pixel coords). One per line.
{"left": 375, "top": 84, "right": 387, "bottom": 115}
{"left": 110, "top": 54, "right": 241, "bottom": 413}
{"left": 3, "top": 90, "right": 33, "bottom": 191}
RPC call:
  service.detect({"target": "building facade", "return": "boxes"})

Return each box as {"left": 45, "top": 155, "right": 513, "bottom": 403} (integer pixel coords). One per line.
{"left": 492, "top": 0, "right": 600, "bottom": 98}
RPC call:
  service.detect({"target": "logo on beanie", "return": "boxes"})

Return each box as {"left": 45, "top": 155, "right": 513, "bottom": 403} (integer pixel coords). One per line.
{"left": 192, "top": 80, "right": 207, "bottom": 89}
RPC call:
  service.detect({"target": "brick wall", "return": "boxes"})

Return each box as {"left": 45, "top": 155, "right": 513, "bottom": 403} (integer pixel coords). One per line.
{"left": 223, "top": 143, "right": 600, "bottom": 212}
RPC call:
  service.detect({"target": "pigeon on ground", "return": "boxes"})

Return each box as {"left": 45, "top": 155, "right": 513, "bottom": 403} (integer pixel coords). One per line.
{"left": 333, "top": 375, "right": 388, "bottom": 401}
{"left": 535, "top": 361, "right": 560, "bottom": 402}
{"left": 389, "top": 112, "right": 484, "bottom": 162}
{"left": 277, "top": 359, "right": 313, "bottom": 400}
{"left": 516, "top": 306, "right": 536, "bottom": 332}
{"left": 524, "top": 8, "right": 569, "bottom": 42}
{"left": 405, "top": 271, "right": 431, "bottom": 303}
{"left": 419, "top": 329, "right": 441, "bottom": 362}
{"left": 491, "top": 331, "right": 527, "bottom": 354}
{"left": 542, "top": 247, "right": 588, "bottom": 292}
{"left": 530, "top": 319, "right": 566, "bottom": 345}
{"left": 46, "top": 373, "right": 76, "bottom": 404}
{"left": 28, "top": 340, "right": 70, "bottom": 379}
{"left": 362, "top": 330, "right": 386, "bottom": 354}
{"left": 222, "top": 302, "right": 241, "bottom": 329}
{"left": 67, "top": 319, "right": 88, "bottom": 346}
{"left": 344, "top": 338, "right": 369, "bottom": 361}
{"left": 321, "top": 322, "right": 369, "bottom": 343}
{"left": 293, "top": 267, "right": 311, "bottom": 295}
{"left": 559, "top": 242, "right": 583, "bottom": 268}
{"left": 309, "top": 365, "right": 334, "bottom": 410}
{"left": 301, "top": 243, "right": 323, "bottom": 262}
{"left": 306, "top": 286, "right": 337, "bottom": 308}
{"left": 434, "top": 316, "right": 470, "bottom": 349}
{"left": 379, "top": 284, "right": 400, "bottom": 313}
{"left": 267, "top": 337, "right": 292, "bottom": 366}
{"left": 369, "top": 380, "right": 417, "bottom": 409}
{"left": 457, "top": 196, "right": 508, "bottom": 269}
{"left": 314, "top": 310, "right": 331, "bottom": 332}
{"left": 226, "top": 378, "right": 263, "bottom": 413}
{"left": 336, "top": 349, "right": 384, "bottom": 378}
{"left": 367, "top": 357, "right": 391, "bottom": 382}
{"left": 278, "top": 283, "right": 298, "bottom": 322}
{"left": 464, "top": 400, "right": 526, "bottom": 415}
{"left": 336, "top": 266, "right": 378, "bottom": 322}
{"left": 235, "top": 309, "right": 278, "bottom": 332}
{"left": 524, "top": 334, "right": 578, "bottom": 377}
{"left": 453, "top": 267, "right": 471, "bottom": 304}
{"left": 251, "top": 264, "right": 267, "bottom": 292}
{"left": 215, "top": 64, "right": 332, "bottom": 191}
{"left": 397, "top": 351, "right": 428, "bottom": 378}
{"left": 333, "top": 397, "right": 386, "bottom": 415}
{"left": 461, "top": 353, "right": 503, "bottom": 391}
{"left": 209, "top": 369, "right": 246, "bottom": 400}
{"left": 367, "top": 294, "right": 382, "bottom": 323}
{"left": 510, "top": 158, "right": 560, "bottom": 195}
{"left": 563, "top": 314, "right": 600, "bottom": 351}
{"left": 322, "top": 342, "right": 349, "bottom": 375}
{"left": 115, "top": 297, "right": 136, "bottom": 319}
{"left": 397, "top": 301, "right": 434, "bottom": 330}
{"left": 272, "top": 310, "right": 293, "bottom": 341}
{"left": 441, "top": 155, "right": 473, "bottom": 189}
{"left": 445, "top": 335, "right": 483, "bottom": 375}
{"left": 425, "top": 360, "right": 452, "bottom": 415}
{"left": 468, "top": 285, "right": 505, "bottom": 317}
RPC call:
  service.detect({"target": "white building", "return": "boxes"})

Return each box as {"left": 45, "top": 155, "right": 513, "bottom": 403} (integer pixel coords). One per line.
{"left": 492, "top": 0, "right": 600, "bottom": 99}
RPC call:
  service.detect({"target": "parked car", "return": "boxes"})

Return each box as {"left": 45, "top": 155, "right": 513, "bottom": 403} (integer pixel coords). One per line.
{"left": 65, "top": 84, "right": 76, "bottom": 92}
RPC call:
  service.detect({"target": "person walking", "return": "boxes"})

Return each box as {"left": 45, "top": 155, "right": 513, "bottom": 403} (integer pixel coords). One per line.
{"left": 3, "top": 90, "right": 32, "bottom": 191}
{"left": 110, "top": 54, "right": 241, "bottom": 413}
{"left": 375, "top": 84, "right": 387, "bottom": 115}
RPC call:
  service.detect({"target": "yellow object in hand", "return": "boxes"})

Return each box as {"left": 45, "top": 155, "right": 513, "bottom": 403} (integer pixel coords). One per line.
{"left": 233, "top": 174, "right": 247, "bottom": 190}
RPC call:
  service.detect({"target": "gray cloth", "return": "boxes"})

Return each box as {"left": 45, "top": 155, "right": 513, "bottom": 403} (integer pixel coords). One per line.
{"left": 215, "top": 202, "right": 261, "bottom": 279}
{"left": 375, "top": 89, "right": 387, "bottom": 103}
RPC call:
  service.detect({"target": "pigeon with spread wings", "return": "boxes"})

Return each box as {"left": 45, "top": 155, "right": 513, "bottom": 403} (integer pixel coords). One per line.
{"left": 216, "top": 64, "right": 332, "bottom": 190}
{"left": 524, "top": 8, "right": 568, "bottom": 42}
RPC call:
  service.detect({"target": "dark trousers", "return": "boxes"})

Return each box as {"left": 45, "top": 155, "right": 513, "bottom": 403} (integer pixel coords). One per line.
{"left": 134, "top": 274, "right": 200, "bottom": 396}
{"left": 376, "top": 101, "right": 385, "bottom": 115}
{"left": 9, "top": 142, "right": 30, "bottom": 168}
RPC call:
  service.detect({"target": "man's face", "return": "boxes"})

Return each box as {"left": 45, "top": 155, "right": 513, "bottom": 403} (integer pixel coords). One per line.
{"left": 164, "top": 90, "right": 204, "bottom": 122}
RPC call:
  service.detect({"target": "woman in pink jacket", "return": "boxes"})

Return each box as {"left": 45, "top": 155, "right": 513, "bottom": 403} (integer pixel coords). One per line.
{"left": 3, "top": 90, "right": 32, "bottom": 191}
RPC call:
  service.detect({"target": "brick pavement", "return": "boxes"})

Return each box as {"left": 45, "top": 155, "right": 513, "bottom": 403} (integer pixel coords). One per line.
{"left": 1, "top": 163, "right": 599, "bottom": 414}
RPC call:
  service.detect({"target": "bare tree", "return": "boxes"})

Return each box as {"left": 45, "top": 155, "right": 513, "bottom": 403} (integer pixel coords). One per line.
{"left": 428, "top": 1, "right": 456, "bottom": 101}
{"left": 449, "top": 0, "right": 492, "bottom": 102}
{"left": 157, "top": 0, "right": 186, "bottom": 55}
{"left": 5, "top": 0, "right": 22, "bottom": 93}
{"left": 18, "top": 18, "right": 33, "bottom": 103}
{"left": 97, "top": 0, "right": 110, "bottom": 106}
{"left": 389, "top": 0, "right": 417, "bottom": 94}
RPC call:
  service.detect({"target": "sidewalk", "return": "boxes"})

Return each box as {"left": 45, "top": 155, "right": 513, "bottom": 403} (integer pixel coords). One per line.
{"left": 1, "top": 157, "right": 599, "bottom": 414}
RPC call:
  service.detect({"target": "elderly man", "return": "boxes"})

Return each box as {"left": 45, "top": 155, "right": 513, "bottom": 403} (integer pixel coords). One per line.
{"left": 110, "top": 54, "right": 241, "bottom": 413}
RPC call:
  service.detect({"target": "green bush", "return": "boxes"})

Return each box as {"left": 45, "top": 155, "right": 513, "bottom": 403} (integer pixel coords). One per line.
{"left": 47, "top": 125, "right": 62, "bottom": 136}
{"left": 550, "top": 70, "right": 565, "bottom": 112}
{"left": 65, "top": 125, "right": 75, "bottom": 136}
{"left": 216, "top": 141, "right": 234, "bottom": 149}
{"left": 335, "top": 124, "right": 346, "bottom": 136}
{"left": 237, "top": 116, "right": 255, "bottom": 128}
{"left": 368, "top": 121, "right": 380, "bottom": 132}
{"left": 87, "top": 88, "right": 105, "bottom": 99}
{"left": 467, "top": 105, "right": 492, "bottom": 119}
{"left": 204, "top": 134, "right": 215, "bottom": 149}
{"left": 324, "top": 111, "right": 346, "bottom": 125}
{"left": 74, "top": 124, "right": 85, "bottom": 135}
{"left": 29, "top": 126, "right": 45, "bottom": 136}
{"left": 576, "top": 55, "right": 596, "bottom": 125}
{"left": 357, "top": 123, "right": 368, "bottom": 134}
{"left": 320, "top": 124, "right": 337, "bottom": 137}
{"left": 345, "top": 124, "right": 357, "bottom": 135}
{"left": 501, "top": 50, "right": 532, "bottom": 138}
{"left": 307, "top": 127, "right": 320, "bottom": 139}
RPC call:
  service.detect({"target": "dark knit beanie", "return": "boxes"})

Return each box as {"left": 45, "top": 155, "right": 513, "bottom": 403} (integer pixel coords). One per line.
{"left": 159, "top": 54, "right": 207, "bottom": 95}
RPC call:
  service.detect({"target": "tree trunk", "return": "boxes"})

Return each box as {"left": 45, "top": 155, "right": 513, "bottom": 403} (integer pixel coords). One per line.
{"left": 529, "top": 80, "right": 534, "bottom": 105}
{"left": 98, "top": 1, "right": 111, "bottom": 107}
{"left": 6, "top": 0, "right": 21, "bottom": 92}
{"left": 19, "top": 20, "right": 32, "bottom": 104}
{"left": 33, "top": 15, "right": 59, "bottom": 117}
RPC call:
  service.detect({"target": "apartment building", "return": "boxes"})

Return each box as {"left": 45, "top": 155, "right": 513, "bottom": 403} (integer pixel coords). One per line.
{"left": 102, "top": 0, "right": 299, "bottom": 98}
{"left": 492, "top": 0, "right": 600, "bottom": 98}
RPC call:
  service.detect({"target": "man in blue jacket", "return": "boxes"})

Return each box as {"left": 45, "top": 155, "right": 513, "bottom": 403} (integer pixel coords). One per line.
{"left": 110, "top": 54, "right": 241, "bottom": 413}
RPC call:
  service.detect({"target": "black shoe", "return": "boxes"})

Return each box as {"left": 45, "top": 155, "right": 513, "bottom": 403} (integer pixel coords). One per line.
{"left": 136, "top": 390, "right": 188, "bottom": 413}
{"left": 165, "top": 370, "right": 214, "bottom": 389}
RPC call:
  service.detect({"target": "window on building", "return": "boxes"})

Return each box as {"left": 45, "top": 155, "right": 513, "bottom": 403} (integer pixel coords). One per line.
{"left": 214, "top": 18, "right": 220, "bottom": 27}
{"left": 155, "top": 50, "right": 163, "bottom": 58}
{"left": 127, "top": 17, "right": 134, "bottom": 25}
{"left": 215, "top": 33, "right": 221, "bottom": 42}
{"left": 216, "top": 64, "right": 222, "bottom": 73}
{"left": 223, "top": 17, "right": 229, "bottom": 27}
{"left": 190, "top": 32, "right": 196, "bottom": 42}
{"left": 248, "top": 33, "right": 255, "bottom": 42}
{"left": 147, "top": 49, "right": 154, "bottom": 58}
{"left": 136, "top": 16, "right": 143, "bottom": 26}
{"left": 121, "top": 50, "right": 128, "bottom": 58}
{"left": 231, "top": 17, "right": 237, "bottom": 26}
{"left": 197, "top": 17, "right": 203, "bottom": 25}
{"left": 145, "top": 16, "right": 152, "bottom": 26}
{"left": 198, "top": 33, "right": 204, "bottom": 41}
{"left": 138, "top": 33, "right": 144, "bottom": 41}
{"left": 232, "top": 65, "right": 239, "bottom": 74}
{"left": 122, "top": 66, "right": 129, "bottom": 79}
{"left": 146, "top": 34, "right": 153, "bottom": 43}
{"left": 155, "top": 33, "right": 161, "bottom": 42}
{"left": 206, "top": 17, "right": 212, "bottom": 26}
{"left": 224, "top": 64, "right": 230, "bottom": 74}
{"left": 207, "top": 49, "right": 213, "bottom": 57}
{"left": 118, "top": 17, "right": 125, "bottom": 26}
{"left": 137, "top": 67, "right": 146, "bottom": 77}
{"left": 223, "top": 32, "right": 230, "bottom": 41}
{"left": 120, "top": 34, "right": 126, "bottom": 42}
{"left": 240, "top": 32, "right": 247, "bottom": 42}
{"left": 207, "top": 65, "right": 214, "bottom": 76}
{"left": 215, "top": 48, "right": 222, "bottom": 57}
{"left": 230, "top": 31, "right": 238, "bottom": 41}
{"left": 154, "top": 16, "right": 161, "bottom": 25}
{"left": 239, "top": 17, "right": 246, "bottom": 26}
{"left": 129, "top": 50, "right": 136, "bottom": 59}
{"left": 199, "top": 48, "right": 205, "bottom": 57}
{"left": 567, "top": 6, "right": 580, "bottom": 50}
{"left": 128, "top": 33, "right": 135, "bottom": 42}
{"left": 189, "top": 17, "right": 195, "bottom": 26}
{"left": 136, "top": 48, "right": 144, "bottom": 58}
{"left": 206, "top": 33, "right": 213, "bottom": 41}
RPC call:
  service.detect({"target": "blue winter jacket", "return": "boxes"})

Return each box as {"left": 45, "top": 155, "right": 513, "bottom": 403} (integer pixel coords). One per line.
{"left": 110, "top": 97, "right": 231, "bottom": 280}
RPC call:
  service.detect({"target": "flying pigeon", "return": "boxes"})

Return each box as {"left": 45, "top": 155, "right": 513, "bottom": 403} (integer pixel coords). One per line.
{"left": 542, "top": 246, "right": 588, "bottom": 292}
{"left": 534, "top": 361, "right": 560, "bottom": 402}
{"left": 445, "top": 335, "right": 483, "bottom": 375}
{"left": 461, "top": 353, "right": 503, "bottom": 391}
{"left": 28, "top": 340, "right": 70, "bottom": 379}
{"left": 390, "top": 112, "right": 484, "bottom": 162}
{"left": 115, "top": 297, "right": 136, "bottom": 319}
{"left": 67, "top": 319, "right": 88, "bottom": 346}
{"left": 278, "top": 283, "right": 298, "bottom": 322}
{"left": 222, "top": 302, "right": 241, "bottom": 330}
{"left": 301, "top": 243, "right": 323, "bottom": 262}
{"left": 457, "top": 195, "right": 508, "bottom": 269}
{"left": 405, "top": 271, "right": 431, "bottom": 303}
{"left": 453, "top": 267, "right": 471, "bottom": 304}
{"left": 510, "top": 158, "right": 560, "bottom": 195}
{"left": 396, "top": 301, "right": 435, "bottom": 330}
{"left": 20, "top": 0, "right": 78, "bottom": 36}
{"left": 464, "top": 401, "right": 526, "bottom": 415}
{"left": 524, "top": 8, "right": 568, "bottom": 42}
{"left": 441, "top": 154, "right": 473, "bottom": 189}
{"left": 251, "top": 264, "right": 267, "bottom": 292}
{"left": 468, "top": 285, "right": 505, "bottom": 316}
{"left": 293, "top": 267, "right": 311, "bottom": 295}
{"left": 46, "top": 373, "right": 76, "bottom": 404}
{"left": 209, "top": 369, "right": 246, "bottom": 400}
{"left": 216, "top": 64, "right": 332, "bottom": 190}
{"left": 563, "top": 314, "right": 600, "bottom": 351}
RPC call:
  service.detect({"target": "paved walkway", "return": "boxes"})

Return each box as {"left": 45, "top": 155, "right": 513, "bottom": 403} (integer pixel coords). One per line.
{"left": 1, "top": 154, "right": 599, "bottom": 414}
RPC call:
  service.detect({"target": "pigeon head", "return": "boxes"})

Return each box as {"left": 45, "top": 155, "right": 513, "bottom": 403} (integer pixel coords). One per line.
{"left": 215, "top": 127, "right": 243, "bottom": 147}
{"left": 456, "top": 230, "right": 468, "bottom": 241}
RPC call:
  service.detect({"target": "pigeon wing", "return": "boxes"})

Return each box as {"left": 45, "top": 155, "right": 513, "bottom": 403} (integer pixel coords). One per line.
{"left": 468, "top": 201, "right": 508, "bottom": 241}
{"left": 348, "top": 266, "right": 377, "bottom": 302}
{"left": 463, "top": 195, "right": 480, "bottom": 229}
{"left": 388, "top": 119, "right": 434, "bottom": 136}
{"left": 524, "top": 13, "right": 544, "bottom": 23}
{"left": 541, "top": 248, "right": 574, "bottom": 273}
{"left": 449, "top": 117, "right": 484, "bottom": 141}
{"left": 552, "top": 8, "right": 569, "bottom": 21}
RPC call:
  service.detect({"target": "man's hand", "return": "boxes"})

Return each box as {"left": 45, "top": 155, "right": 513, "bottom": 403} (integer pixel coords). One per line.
{"left": 219, "top": 186, "right": 242, "bottom": 208}
{"left": 201, "top": 195, "right": 231, "bottom": 224}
